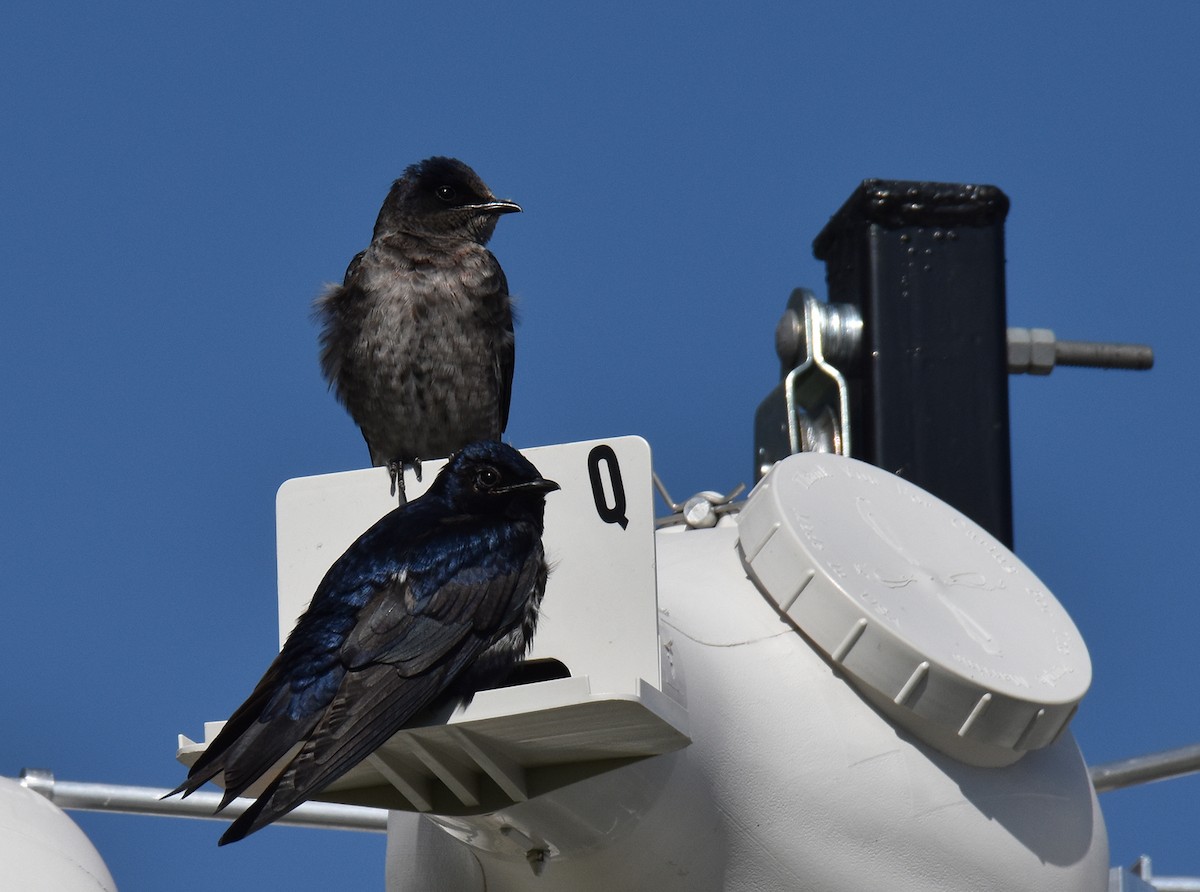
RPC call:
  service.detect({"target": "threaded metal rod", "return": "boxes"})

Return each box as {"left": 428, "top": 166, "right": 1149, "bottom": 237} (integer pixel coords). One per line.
{"left": 1008, "top": 327, "right": 1155, "bottom": 375}
{"left": 1053, "top": 338, "right": 1154, "bottom": 370}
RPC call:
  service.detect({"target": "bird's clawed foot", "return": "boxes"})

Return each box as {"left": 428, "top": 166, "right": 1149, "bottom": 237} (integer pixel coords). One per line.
{"left": 387, "top": 458, "right": 423, "bottom": 505}
{"left": 387, "top": 460, "right": 407, "bottom": 505}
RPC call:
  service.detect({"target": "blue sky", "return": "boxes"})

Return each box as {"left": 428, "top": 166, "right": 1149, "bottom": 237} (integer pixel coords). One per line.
{"left": 2, "top": 3, "right": 1198, "bottom": 889}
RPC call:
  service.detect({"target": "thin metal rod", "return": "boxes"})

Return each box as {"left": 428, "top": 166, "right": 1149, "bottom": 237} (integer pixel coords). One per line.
{"left": 1054, "top": 339, "right": 1154, "bottom": 370}
{"left": 1089, "top": 743, "right": 1200, "bottom": 793}
{"left": 16, "top": 769, "right": 387, "bottom": 833}
{"left": 1151, "top": 879, "right": 1200, "bottom": 892}
{"left": 1007, "top": 327, "right": 1155, "bottom": 374}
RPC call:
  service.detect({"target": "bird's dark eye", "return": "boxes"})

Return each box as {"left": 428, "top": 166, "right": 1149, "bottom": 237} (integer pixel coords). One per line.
{"left": 475, "top": 466, "right": 500, "bottom": 490}
{"left": 435, "top": 185, "right": 458, "bottom": 203}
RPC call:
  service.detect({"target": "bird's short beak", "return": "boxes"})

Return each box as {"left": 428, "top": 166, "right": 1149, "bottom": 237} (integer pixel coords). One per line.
{"left": 498, "top": 477, "right": 559, "bottom": 495}
{"left": 471, "top": 199, "right": 522, "bottom": 215}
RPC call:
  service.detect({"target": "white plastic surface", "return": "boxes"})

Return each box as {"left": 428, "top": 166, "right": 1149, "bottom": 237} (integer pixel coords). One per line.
{"left": 737, "top": 452, "right": 1091, "bottom": 766}
{"left": 177, "top": 677, "right": 689, "bottom": 813}
{"left": 0, "top": 776, "right": 117, "bottom": 892}
{"left": 385, "top": 522, "right": 1109, "bottom": 891}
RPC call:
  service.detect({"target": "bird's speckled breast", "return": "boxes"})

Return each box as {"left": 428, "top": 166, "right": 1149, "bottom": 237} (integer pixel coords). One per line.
{"left": 339, "top": 240, "right": 513, "bottom": 464}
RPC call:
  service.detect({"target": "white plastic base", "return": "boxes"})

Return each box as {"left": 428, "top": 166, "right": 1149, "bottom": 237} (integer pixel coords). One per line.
{"left": 177, "top": 676, "right": 688, "bottom": 814}
{"left": 385, "top": 522, "right": 1110, "bottom": 891}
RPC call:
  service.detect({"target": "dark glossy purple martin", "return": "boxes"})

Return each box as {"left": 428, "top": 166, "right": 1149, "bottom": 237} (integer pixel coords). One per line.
{"left": 170, "top": 441, "right": 558, "bottom": 844}
{"left": 315, "top": 157, "right": 521, "bottom": 500}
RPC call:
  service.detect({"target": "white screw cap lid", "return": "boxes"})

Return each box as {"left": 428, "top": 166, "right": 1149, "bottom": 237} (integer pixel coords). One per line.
{"left": 737, "top": 453, "right": 1090, "bottom": 767}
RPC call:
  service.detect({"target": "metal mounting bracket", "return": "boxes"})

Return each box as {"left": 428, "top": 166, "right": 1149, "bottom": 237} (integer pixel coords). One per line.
{"left": 753, "top": 289, "right": 860, "bottom": 480}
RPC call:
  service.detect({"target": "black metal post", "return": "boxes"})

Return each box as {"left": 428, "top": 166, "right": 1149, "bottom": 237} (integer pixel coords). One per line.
{"left": 813, "top": 180, "right": 1014, "bottom": 546}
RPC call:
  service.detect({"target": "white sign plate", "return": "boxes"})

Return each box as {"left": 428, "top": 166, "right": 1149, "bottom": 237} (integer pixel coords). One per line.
{"left": 275, "top": 436, "right": 660, "bottom": 696}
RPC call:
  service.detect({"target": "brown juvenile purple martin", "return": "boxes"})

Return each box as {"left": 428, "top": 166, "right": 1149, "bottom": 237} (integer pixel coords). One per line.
{"left": 315, "top": 157, "right": 521, "bottom": 499}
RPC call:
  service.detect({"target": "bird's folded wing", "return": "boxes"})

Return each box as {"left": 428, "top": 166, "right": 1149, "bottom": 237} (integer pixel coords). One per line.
{"left": 222, "top": 632, "right": 487, "bottom": 842}
{"left": 341, "top": 557, "right": 532, "bottom": 672}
